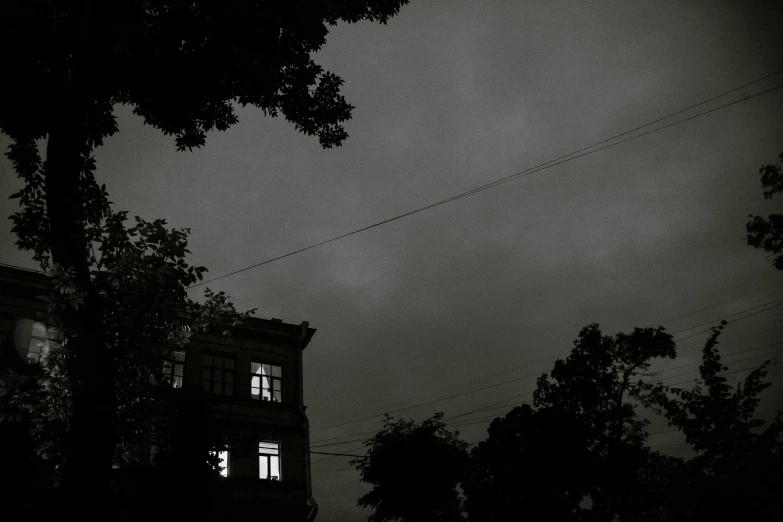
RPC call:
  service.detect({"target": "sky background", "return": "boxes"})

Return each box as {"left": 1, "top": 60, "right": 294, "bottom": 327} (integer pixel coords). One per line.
{"left": 2, "top": 1, "right": 783, "bottom": 519}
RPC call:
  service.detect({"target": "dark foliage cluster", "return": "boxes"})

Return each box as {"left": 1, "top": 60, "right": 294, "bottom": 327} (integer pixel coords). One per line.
{"left": 747, "top": 151, "right": 783, "bottom": 269}
{"left": 355, "top": 323, "right": 783, "bottom": 522}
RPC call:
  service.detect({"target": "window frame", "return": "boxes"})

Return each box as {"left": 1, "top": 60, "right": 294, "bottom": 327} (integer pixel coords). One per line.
{"left": 250, "top": 362, "right": 283, "bottom": 403}
{"left": 201, "top": 353, "right": 236, "bottom": 397}
{"left": 26, "top": 321, "right": 63, "bottom": 363}
{"left": 161, "top": 350, "right": 186, "bottom": 388}
{"left": 258, "top": 441, "right": 282, "bottom": 481}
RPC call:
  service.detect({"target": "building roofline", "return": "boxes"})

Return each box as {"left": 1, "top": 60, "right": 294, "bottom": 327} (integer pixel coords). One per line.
{"left": 0, "top": 264, "right": 316, "bottom": 349}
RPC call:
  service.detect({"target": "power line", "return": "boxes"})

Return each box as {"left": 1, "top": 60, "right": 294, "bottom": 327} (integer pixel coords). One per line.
{"left": 446, "top": 350, "right": 783, "bottom": 427}
{"left": 674, "top": 301, "right": 783, "bottom": 342}
{"left": 309, "top": 367, "right": 550, "bottom": 434}
{"left": 656, "top": 282, "right": 783, "bottom": 325}
{"left": 190, "top": 73, "right": 783, "bottom": 288}
{"left": 445, "top": 362, "right": 782, "bottom": 431}
{"left": 311, "top": 444, "right": 367, "bottom": 465}
{"left": 310, "top": 342, "right": 783, "bottom": 445}
{"left": 308, "top": 282, "right": 783, "bottom": 435}
{"left": 669, "top": 298, "right": 783, "bottom": 334}
{"left": 306, "top": 449, "right": 365, "bottom": 458}
{"left": 309, "top": 297, "right": 783, "bottom": 435}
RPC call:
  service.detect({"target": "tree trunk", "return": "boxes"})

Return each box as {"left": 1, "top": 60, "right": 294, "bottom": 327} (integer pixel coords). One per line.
{"left": 45, "top": 118, "right": 116, "bottom": 512}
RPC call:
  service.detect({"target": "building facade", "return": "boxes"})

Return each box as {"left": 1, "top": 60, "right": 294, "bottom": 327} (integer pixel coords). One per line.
{"left": 0, "top": 263, "right": 319, "bottom": 521}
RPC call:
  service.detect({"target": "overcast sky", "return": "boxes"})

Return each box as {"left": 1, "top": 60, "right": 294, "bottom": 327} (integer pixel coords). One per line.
{"left": 2, "top": 1, "right": 783, "bottom": 519}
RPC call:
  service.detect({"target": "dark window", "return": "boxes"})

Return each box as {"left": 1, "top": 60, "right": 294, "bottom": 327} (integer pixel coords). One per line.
{"left": 250, "top": 362, "right": 282, "bottom": 402}
{"left": 258, "top": 441, "right": 281, "bottom": 480}
{"left": 162, "top": 350, "right": 186, "bottom": 388}
{"left": 201, "top": 354, "right": 235, "bottom": 396}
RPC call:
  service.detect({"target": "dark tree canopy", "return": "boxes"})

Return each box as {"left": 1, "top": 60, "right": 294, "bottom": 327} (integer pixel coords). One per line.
{"left": 746, "top": 150, "right": 783, "bottom": 270}
{"left": 3, "top": 1, "right": 409, "bottom": 151}
{"left": 465, "top": 324, "right": 677, "bottom": 522}
{"left": 1, "top": 2, "right": 409, "bottom": 513}
{"left": 3, "top": 0, "right": 409, "bottom": 275}
{"left": 656, "top": 322, "right": 783, "bottom": 519}
{"left": 464, "top": 404, "right": 596, "bottom": 521}
{"left": 352, "top": 413, "right": 470, "bottom": 522}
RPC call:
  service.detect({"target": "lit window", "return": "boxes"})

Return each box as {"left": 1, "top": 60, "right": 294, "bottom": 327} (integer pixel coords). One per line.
{"left": 251, "top": 363, "right": 282, "bottom": 402}
{"left": 259, "top": 441, "right": 281, "bottom": 480}
{"left": 201, "top": 354, "right": 235, "bottom": 396}
{"left": 162, "top": 350, "right": 186, "bottom": 388}
{"left": 209, "top": 448, "right": 229, "bottom": 477}
{"left": 27, "top": 322, "right": 62, "bottom": 363}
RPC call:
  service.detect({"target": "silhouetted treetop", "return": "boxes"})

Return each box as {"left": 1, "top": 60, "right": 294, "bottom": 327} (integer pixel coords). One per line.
{"left": 2, "top": 1, "right": 409, "bottom": 151}
{"left": 746, "top": 150, "right": 783, "bottom": 269}
{"left": 352, "top": 413, "right": 470, "bottom": 522}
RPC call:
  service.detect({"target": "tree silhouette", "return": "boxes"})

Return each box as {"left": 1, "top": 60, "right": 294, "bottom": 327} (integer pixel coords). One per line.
{"left": 464, "top": 324, "right": 676, "bottom": 521}
{"left": 2, "top": 0, "right": 408, "bottom": 507}
{"left": 746, "top": 150, "right": 783, "bottom": 270}
{"left": 352, "top": 413, "right": 470, "bottom": 522}
{"left": 0, "top": 210, "right": 250, "bottom": 518}
{"left": 655, "top": 322, "right": 783, "bottom": 519}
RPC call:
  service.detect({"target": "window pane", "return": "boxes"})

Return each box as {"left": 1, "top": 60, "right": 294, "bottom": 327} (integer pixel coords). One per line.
{"left": 202, "top": 379, "right": 211, "bottom": 392}
{"left": 225, "top": 384, "right": 233, "bottom": 396}
{"left": 251, "top": 375, "right": 260, "bottom": 387}
{"left": 31, "top": 322, "right": 47, "bottom": 338}
{"left": 273, "top": 379, "right": 281, "bottom": 391}
{"left": 259, "top": 456, "right": 268, "bottom": 479}
{"left": 202, "top": 369, "right": 211, "bottom": 380}
{"left": 270, "top": 456, "right": 280, "bottom": 480}
{"left": 174, "top": 365, "right": 183, "bottom": 377}
{"left": 262, "top": 364, "right": 271, "bottom": 375}
{"left": 216, "top": 357, "right": 225, "bottom": 368}
{"left": 273, "top": 391, "right": 282, "bottom": 402}
{"left": 225, "top": 370, "right": 234, "bottom": 384}
{"left": 218, "top": 450, "right": 228, "bottom": 477}
{"left": 174, "top": 351, "right": 186, "bottom": 362}
{"left": 225, "top": 359, "right": 235, "bottom": 370}
{"left": 202, "top": 355, "right": 213, "bottom": 367}
{"left": 271, "top": 365, "right": 282, "bottom": 378}
{"left": 173, "top": 376, "right": 183, "bottom": 388}
{"left": 262, "top": 389, "right": 271, "bottom": 401}
{"left": 215, "top": 369, "right": 223, "bottom": 383}
{"left": 259, "top": 441, "right": 279, "bottom": 454}
{"left": 27, "top": 340, "right": 42, "bottom": 362}
{"left": 251, "top": 362, "right": 261, "bottom": 374}
{"left": 213, "top": 382, "right": 223, "bottom": 394}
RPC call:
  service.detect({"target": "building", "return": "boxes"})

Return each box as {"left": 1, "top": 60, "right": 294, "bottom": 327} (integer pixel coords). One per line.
{"left": 0, "top": 263, "right": 319, "bottom": 521}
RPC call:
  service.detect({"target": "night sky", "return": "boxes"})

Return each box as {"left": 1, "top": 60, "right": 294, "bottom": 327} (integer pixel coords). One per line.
{"left": 2, "top": 1, "right": 783, "bottom": 520}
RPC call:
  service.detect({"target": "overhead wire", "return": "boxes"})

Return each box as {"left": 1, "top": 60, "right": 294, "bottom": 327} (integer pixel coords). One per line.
{"left": 310, "top": 341, "right": 783, "bottom": 446}
{"left": 309, "top": 282, "right": 783, "bottom": 432}
{"left": 309, "top": 296, "right": 783, "bottom": 435}
{"left": 190, "top": 73, "right": 783, "bottom": 288}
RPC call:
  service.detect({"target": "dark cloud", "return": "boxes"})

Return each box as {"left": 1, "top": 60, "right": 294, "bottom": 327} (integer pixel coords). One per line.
{"left": 2, "top": 2, "right": 783, "bottom": 519}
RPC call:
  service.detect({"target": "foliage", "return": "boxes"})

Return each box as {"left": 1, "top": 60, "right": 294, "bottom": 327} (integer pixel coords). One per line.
{"left": 746, "top": 150, "right": 783, "bottom": 270}
{"left": 2, "top": 2, "right": 409, "bottom": 502}
{"left": 655, "top": 322, "right": 783, "bottom": 519}
{"left": 2, "top": 0, "right": 410, "bottom": 202}
{"left": 465, "top": 324, "right": 677, "bottom": 522}
{"left": 352, "top": 413, "right": 471, "bottom": 522}
{"left": 1, "top": 209, "right": 253, "bottom": 473}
